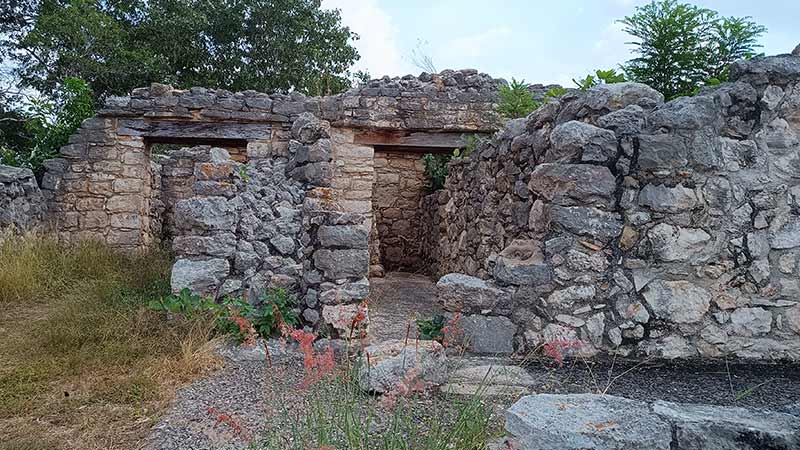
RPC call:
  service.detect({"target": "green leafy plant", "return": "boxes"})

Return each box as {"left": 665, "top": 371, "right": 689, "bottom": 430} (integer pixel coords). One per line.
{"left": 543, "top": 86, "right": 568, "bottom": 99}
{"left": 148, "top": 287, "right": 299, "bottom": 341}
{"left": 422, "top": 153, "right": 451, "bottom": 192}
{"left": 147, "top": 288, "right": 217, "bottom": 320}
{"left": 496, "top": 78, "right": 538, "bottom": 119}
{"left": 248, "top": 288, "right": 300, "bottom": 338}
{"left": 619, "top": 0, "right": 766, "bottom": 99}
{"left": 237, "top": 164, "right": 251, "bottom": 183}
{"left": 573, "top": 69, "right": 626, "bottom": 91}
{"left": 452, "top": 134, "right": 484, "bottom": 159}
{"left": 416, "top": 314, "right": 446, "bottom": 341}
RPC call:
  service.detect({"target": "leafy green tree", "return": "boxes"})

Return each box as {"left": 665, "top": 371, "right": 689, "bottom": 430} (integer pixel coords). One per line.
{"left": 497, "top": 78, "right": 538, "bottom": 119}
{"left": 619, "top": 0, "right": 765, "bottom": 99}
{"left": 2, "top": 0, "right": 360, "bottom": 99}
{"left": 1, "top": 77, "right": 94, "bottom": 174}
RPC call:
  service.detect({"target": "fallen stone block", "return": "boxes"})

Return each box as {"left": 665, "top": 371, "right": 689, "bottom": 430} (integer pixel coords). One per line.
{"left": 652, "top": 400, "right": 800, "bottom": 450}
{"left": 506, "top": 394, "right": 672, "bottom": 450}
{"left": 358, "top": 339, "right": 447, "bottom": 393}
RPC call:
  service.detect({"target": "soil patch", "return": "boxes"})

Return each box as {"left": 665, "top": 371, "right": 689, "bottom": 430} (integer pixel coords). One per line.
{"left": 523, "top": 357, "right": 800, "bottom": 409}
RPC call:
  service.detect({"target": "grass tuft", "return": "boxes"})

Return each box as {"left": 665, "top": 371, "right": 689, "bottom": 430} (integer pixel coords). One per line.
{"left": 0, "top": 233, "right": 221, "bottom": 449}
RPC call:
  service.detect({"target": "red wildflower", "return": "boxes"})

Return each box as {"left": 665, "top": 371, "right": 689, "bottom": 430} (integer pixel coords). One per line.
{"left": 348, "top": 300, "right": 369, "bottom": 340}
{"left": 207, "top": 406, "right": 252, "bottom": 440}
{"left": 227, "top": 305, "right": 257, "bottom": 346}
{"left": 381, "top": 368, "right": 426, "bottom": 408}
{"left": 543, "top": 340, "right": 582, "bottom": 366}
{"left": 441, "top": 312, "right": 464, "bottom": 349}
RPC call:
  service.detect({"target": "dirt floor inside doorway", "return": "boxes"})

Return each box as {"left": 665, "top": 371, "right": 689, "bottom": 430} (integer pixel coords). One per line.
{"left": 368, "top": 272, "right": 442, "bottom": 343}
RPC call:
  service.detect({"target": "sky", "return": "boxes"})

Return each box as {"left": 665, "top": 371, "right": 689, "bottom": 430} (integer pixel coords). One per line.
{"left": 321, "top": 0, "right": 800, "bottom": 86}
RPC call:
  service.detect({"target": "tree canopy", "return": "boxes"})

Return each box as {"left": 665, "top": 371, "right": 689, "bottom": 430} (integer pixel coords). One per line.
{"left": 1, "top": 0, "right": 361, "bottom": 100}
{"left": 620, "top": 0, "right": 766, "bottom": 99}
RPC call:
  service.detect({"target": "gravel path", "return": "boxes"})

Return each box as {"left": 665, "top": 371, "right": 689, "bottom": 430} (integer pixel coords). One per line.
{"left": 142, "top": 342, "right": 289, "bottom": 450}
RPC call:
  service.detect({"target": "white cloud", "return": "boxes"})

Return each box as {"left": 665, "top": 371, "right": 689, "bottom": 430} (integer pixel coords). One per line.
{"left": 321, "top": 0, "right": 408, "bottom": 77}
{"left": 444, "top": 27, "right": 514, "bottom": 60}
{"left": 590, "top": 20, "right": 634, "bottom": 67}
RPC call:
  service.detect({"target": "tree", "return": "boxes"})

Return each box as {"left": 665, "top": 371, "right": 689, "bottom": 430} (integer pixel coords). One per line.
{"left": 1, "top": 77, "right": 94, "bottom": 175}
{"left": 2, "top": 0, "right": 360, "bottom": 99}
{"left": 619, "top": 0, "right": 765, "bottom": 99}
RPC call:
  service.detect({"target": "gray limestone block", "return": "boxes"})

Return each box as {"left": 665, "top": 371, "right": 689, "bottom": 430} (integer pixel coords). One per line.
{"left": 505, "top": 394, "right": 672, "bottom": 450}
{"left": 652, "top": 400, "right": 800, "bottom": 450}
{"left": 317, "top": 224, "right": 369, "bottom": 249}
{"left": 459, "top": 314, "right": 516, "bottom": 355}
{"left": 170, "top": 258, "right": 230, "bottom": 296}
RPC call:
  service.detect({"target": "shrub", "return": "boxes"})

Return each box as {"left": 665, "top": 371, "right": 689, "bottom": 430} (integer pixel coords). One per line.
{"left": 422, "top": 153, "right": 450, "bottom": 192}
{"left": 452, "top": 134, "right": 485, "bottom": 159}
{"left": 416, "top": 314, "right": 446, "bottom": 341}
{"left": 496, "top": 78, "right": 538, "bottom": 119}
{"left": 543, "top": 86, "right": 568, "bottom": 99}
{"left": 573, "top": 69, "right": 626, "bottom": 91}
{"left": 148, "top": 287, "right": 300, "bottom": 342}
{"left": 619, "top": 0, "right": 766, "bottom": 99}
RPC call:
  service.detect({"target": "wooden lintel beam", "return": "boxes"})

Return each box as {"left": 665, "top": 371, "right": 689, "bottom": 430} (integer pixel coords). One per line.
{"left": 353, "top": 130, "right": 488, "bottom": 149}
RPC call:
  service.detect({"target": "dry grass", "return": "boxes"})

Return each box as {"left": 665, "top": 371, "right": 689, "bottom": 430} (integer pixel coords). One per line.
{"left": 0, "top": 233, "right": 222, "bottom": 450}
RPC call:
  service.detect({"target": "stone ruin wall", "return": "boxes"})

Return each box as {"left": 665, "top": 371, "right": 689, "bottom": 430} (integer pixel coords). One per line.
{"left": 4, "top": 52, "right": 800, "bottom": 358}
{"left": 0, "top": 165, "right": 45, "bottom": 232}
{"left": 422, "top": 53, "right": 800, "bottom": 360}
{"left": 371, "top": 149, "right": 428, "bottom": 272}
{"left": 28, "top": 69, "right": 501, "bottom": 338}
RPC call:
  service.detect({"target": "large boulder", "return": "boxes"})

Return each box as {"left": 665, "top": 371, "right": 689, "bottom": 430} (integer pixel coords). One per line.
{"left": 313, "top": 248, "right": 369, "bottom": 279}
{"left": 506, "top": 394, "right": 800, "bottom": 450}
{"left": 638, "top": 183, "right": 699, "bottom": 213}
{"left": 548, "top": 121, "right": 618, "bottom": 163}
{"left": 317, "top": 224, "right": 369, "bottom": 249}
{"left": 458, "top": 314, "right": 516, "bottom": 355}
{"left": 443, "top": 364, "right": 536, "bottom": 397}
{"left": 173, "top": 196, "right": 239, "bottom": 232}
{"left": 358, "top": 339, "right": 447, "bottom": 393}
{"left": 644, "top": 224, "right": 711, "bottom": 262}
{"left": 548, "top": 206, "right": 624, "bottom": 242}
{"left": 528, "top": 164, "right": 616, "bottom": 207}
{"left": 581, "top": 82, "right": 664, "bottom": 113}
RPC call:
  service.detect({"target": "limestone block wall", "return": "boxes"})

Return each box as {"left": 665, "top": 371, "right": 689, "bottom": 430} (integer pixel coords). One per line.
{"left": 424, "top": 54, "right": 800, "bottom": 360}
{"left": 372, "top": 149, "right": 427, "bottom": 271}
{"left": 0, "top": 165, "right": 45, "bottom": 232}
{"left": 39, "top": 117, "right": 155, "bottom": 249}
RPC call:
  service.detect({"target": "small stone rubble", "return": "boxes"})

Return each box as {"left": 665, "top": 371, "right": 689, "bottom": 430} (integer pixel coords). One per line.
{"left": 505, "top": 393, "right": 800, "bottom": 450}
